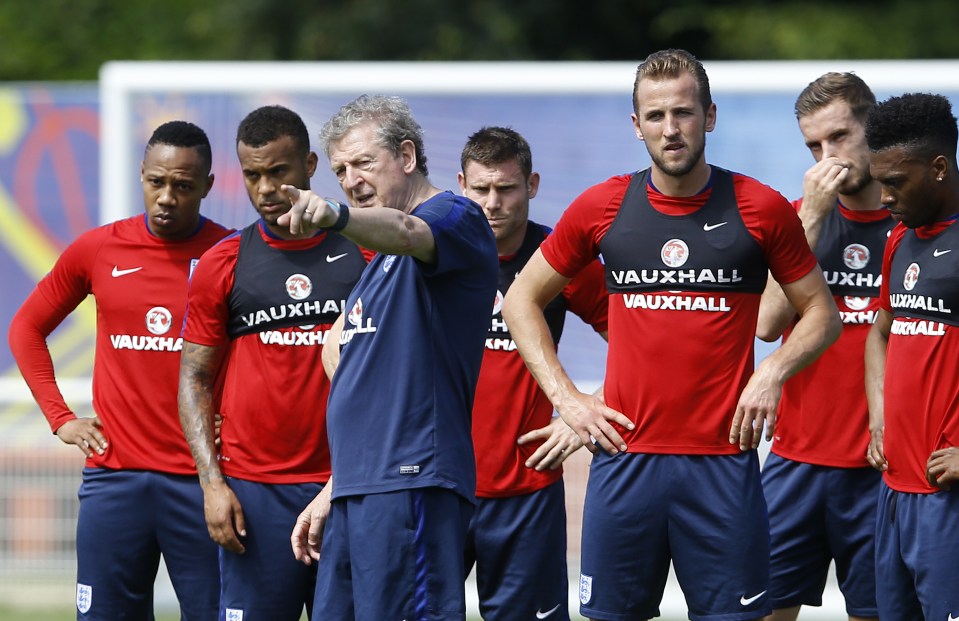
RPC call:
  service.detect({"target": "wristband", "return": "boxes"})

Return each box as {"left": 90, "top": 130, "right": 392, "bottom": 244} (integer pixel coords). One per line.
{"left": 323, "top": 199, "right": 350, "bottom": 232}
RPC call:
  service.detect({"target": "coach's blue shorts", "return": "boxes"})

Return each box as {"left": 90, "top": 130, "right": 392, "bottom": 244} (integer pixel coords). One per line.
{"left": 75, "top": 467, "right": 219, "bottom": 621}
{"left": 314, "top": 487, "right": 473, "bottom": 621}
{"left": 466, "top": 479, "right": 569, "bottom": 621}
{"left": 579, "top": 451, "right": 770, "bottom": 621}
{"left": 219, "top": 477, "right": 323, "bottom": 621}
{"left": 875, "top": 482, "right": 959, "bottom": 621}
{"left": 761, "top": 453, "right": 880, "bottom": 616}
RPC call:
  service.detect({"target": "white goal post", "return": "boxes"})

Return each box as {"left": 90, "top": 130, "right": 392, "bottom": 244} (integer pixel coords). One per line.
{"left": 97, "top": 58, "right": 959, "bottom": 397}
{"left": 100, "top": 59, "right": 959, "bottom": 225}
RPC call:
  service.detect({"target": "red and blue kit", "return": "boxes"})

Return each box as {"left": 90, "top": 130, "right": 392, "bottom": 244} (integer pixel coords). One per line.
{"left": 9, "top": 213, "right": 231, "bottom": 619}
{"left": 879, "top": 220, "right": 959, "bottom": 493}
{"left": 11, "top": 214, "right": 231, "bottom": 472}
{"left": 183, "top": 220, "right": 367, "bottom": 484}
{"left": 541, "top": 168, "right": 817, "bottom": 454}
{"left": 774, "top": 202, "right": 892, "bottom": 467}
{"left": 474, "top": 221, "right": 607, "bottom": 498}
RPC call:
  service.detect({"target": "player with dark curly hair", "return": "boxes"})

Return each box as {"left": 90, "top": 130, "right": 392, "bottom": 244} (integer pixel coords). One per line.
{"left": 864, "top": 92, "right": 959, "bottom": 621}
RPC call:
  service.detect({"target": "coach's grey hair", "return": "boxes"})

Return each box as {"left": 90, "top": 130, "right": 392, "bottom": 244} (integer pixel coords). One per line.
{"left": 319, "top": 95, "right": 429, "bottom": 176}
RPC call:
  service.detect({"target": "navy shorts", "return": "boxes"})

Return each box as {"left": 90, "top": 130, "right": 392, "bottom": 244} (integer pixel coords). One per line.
{"left": 466, "top": 479, "right": 569, "bottom": 621}
{"left": 761, "top": 453, "right": 880, "bottom": 616}
{"left": 579, "top": 452, "right": 770, "bottom": 621}
{"left": 219, "top": 477, "right": 323, "bottom": 621}
{"left": 314, "top": 487, "right": 473, "bottom": 621}
{"left": 75, "top": 467, "right": 219, "bottom": 621}
{"left": 875, "top": 482, "right": 959, "bottom": 620}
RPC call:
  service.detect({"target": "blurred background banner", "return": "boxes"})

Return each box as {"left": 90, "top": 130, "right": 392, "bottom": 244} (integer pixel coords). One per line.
{"left": 2, "top": 60, "right": 959, "bottom": 618}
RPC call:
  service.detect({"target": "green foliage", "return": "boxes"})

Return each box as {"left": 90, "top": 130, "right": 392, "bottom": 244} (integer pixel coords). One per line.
{"left": 1, "top": 0, "right": 957, "bottom": 80}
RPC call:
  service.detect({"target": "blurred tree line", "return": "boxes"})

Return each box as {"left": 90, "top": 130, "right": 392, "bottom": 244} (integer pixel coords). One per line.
{"left": 3, "top": 0, "right": 958, "bottom": 81}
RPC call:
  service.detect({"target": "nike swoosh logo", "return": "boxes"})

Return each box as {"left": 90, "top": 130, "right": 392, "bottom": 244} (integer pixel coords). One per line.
{"left": 934, "top": 249, "right": 952, "bottom": 257}
{"left": 112, "top": 266, "right": 143, "bottom": 277}
{"left": 535, "top": 604, "right": 562, "bottom": 619}
{"left": 948, "top": 613, "right": 959, "bottom": 621}
{"left": 326, "top": 253, "right": 349, "bottom": 263}
{"left": 740, "top": 590, "right": 766, "bottom": 606}
{"left": 703, "top": 222, "right": 728, "bottom": 231}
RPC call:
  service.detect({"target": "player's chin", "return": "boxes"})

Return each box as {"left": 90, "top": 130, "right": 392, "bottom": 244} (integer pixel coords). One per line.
{"left": 150, "top": 215, "right": 189, "bottom": 238}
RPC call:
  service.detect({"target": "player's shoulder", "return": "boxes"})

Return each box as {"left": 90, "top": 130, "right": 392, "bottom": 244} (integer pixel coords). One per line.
{"left": 727, "top": 170, "right": 793, "bottom": 218}
{"left": 527, "top": 220, "right": 552, "bottom": 239}
{"left": 567, "top": 173, "right": 633, "bottom": 214}
{"left": 587, "top": 172, "right": 633, "bottom": 197}
{"left": 729, "top": 170, "right": 788, "bottom": 201}
{"left": 887, "top": 221, "right": 909, "bottom": 246}
{"left": 68, "top": 215, "right": 140, "bottom": 250}
{"left": 192, "top": 217, "right": 235, "bottom": 246}
{"left": 201, "top": 217, "right": 234, "bottom": 237}
{"left": 198, "top": 228, "right": 243, "bottom": 261}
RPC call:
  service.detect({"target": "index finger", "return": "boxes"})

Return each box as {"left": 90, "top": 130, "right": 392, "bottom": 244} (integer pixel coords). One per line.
{"left": 517, "top": 426, "right": 551, "bottom": 445}
{"left": 589, "top": 419, "right": 627, "bottom": 454}
{"left": 277, "top": 184, "right": 305, "bottom": 233}
{"left": 307, "top": 512, "right": 324, "bottom": 560}
{"left": 291, "top": 510, "right": 314, "bottom": 565}
{"left": 605, "top": 406, "right": 634, "bottom": 432}
{"left": 728, "top": 406, "right": 746, "bottom": 445}
{"left": 279, "top": 183, "right": 301, "bottom": 203}
{"left": 212, "top": 522, "right": 245, "bottom": 554}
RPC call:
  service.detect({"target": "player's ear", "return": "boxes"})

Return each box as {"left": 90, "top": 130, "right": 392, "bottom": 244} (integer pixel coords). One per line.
{"left": 705, "top": 103, "right": 717, "bottom": 133}
{"left": 527, "top": 172, "right": 540, "bottom": 199}
{"left": 631, "top": 114, "right": 645, "bottom": 142}
{"left": 202, "top": 174, "right": 215, "bottom": 199}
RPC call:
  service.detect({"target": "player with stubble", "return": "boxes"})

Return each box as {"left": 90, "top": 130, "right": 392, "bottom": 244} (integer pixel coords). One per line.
{"left": 756, "top": 72, "right": 890, "bottom": 621}
{"left": 178, "top": 105, "right": 366, "bottom": 621}
{"left": 503, "top": 49, "right": 841, "bottom": 621}
{"left": 458, "top": 126, "right": 608, "bottom": 621}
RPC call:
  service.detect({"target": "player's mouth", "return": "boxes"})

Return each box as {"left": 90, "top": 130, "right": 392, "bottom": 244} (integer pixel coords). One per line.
{"left": 259, "top": 201, "right": 289, "bottom": 215}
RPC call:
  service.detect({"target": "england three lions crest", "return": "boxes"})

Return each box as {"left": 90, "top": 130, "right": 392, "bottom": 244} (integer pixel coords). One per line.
{"left": 579, "top": 574, "right": 593, "bottom": 605}
{"left": 76, "top": 583, "right": 92, "bottom": 614}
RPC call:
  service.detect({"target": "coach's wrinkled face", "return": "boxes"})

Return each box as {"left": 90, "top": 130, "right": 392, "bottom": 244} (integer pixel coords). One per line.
{"left": 328, "top": 122, "right": 418, "bottom": 213}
